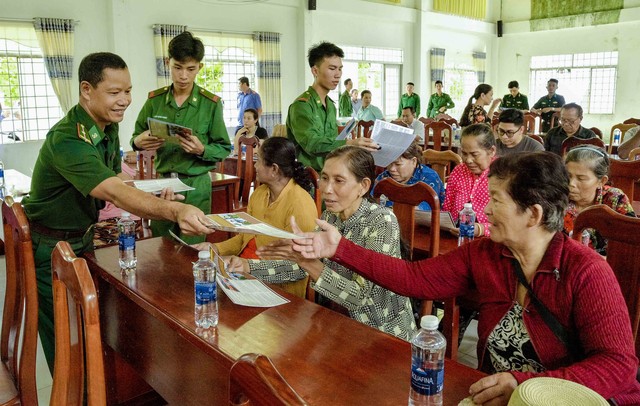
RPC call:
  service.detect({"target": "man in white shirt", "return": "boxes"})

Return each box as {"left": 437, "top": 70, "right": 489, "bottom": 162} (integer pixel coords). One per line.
{"left": 356, "top": 90, "right": 384, "bottom": 121}
{"left": 400, "top": 106, "right": 425, "bottom": 142}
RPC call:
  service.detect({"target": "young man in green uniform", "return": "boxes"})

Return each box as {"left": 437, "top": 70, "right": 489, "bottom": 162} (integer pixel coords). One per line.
{"left": 338, "top": 78, "right": 353, "bottom": 117}
{"left": 22, "top": 52, "right": 213, "bottom": 372}
{"left": 131, "top": 31, "right": 231, "bottom": 243}
{"left": 426, "top": 80, "right": 455, "bottom": 118}
{"left": 500, "top": 80, "right": 529, "bottom": 111}
{"left": 532, "top": 78, "right": 565, "bottom": 132}
{"left": 286, "top": 42, "right": 378, "bottom": 172}
{"left": 397, "top": 82, "right": 420, "bottom": 118}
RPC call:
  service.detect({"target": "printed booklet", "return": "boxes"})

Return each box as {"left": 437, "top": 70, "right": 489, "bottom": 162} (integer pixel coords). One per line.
{"left": 205, "top": 212, "right": 305, "bottom": 239}
{"left": 147, "top": 117, "right": 193, "bottom": 143}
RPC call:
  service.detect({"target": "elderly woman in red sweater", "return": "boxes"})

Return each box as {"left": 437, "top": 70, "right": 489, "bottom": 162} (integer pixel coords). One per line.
{"left": 260, "top": 151, "right": 640, "bottom": 405}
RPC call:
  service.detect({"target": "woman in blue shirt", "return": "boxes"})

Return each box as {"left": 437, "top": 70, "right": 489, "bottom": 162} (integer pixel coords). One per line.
{"left": 372, "top": 142, "right": 445, "bottom": 210}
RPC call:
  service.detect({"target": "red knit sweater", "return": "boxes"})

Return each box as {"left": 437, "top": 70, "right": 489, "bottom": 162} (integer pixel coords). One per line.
{"left": 333, "top": 232, "right": 640, "bottom": 404}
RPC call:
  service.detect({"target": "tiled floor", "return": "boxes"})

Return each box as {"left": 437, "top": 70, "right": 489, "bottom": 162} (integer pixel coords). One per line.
{"left": 0, "top": 256, "right": 52, "bottom": 405}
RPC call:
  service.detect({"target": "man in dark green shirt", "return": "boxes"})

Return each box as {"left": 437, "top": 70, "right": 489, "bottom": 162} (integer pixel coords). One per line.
{"left": 426, "top": 80, "right": 455, "bottom": 118}
{"left": 23, "top": 52, "right": 213, "bottom": 372}
{"left": 532, "top": 78, "right": 565, "bottom": 132}
{"left": 501, "top": 80, "right": 529, "bottom": 111}
{"left": 132, "top": 31, "right": 230, "bottom": 243}
{"left": 339, "top": 78, "right": 353, "bottom": 117}
{"left": 397, "top": 82, "right": 420, "bottom": 117}
{"left": 287, "top": 42, "right": 378, "bottom": 171}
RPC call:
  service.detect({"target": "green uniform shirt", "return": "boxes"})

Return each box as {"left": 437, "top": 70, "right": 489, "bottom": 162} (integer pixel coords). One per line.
{"left": 398, "top": 92, "right": 420, "bottom": 117}
{"left": 501, "top": 93, "right": 529, "bottom": 110}
{"left": 23, "top": 104, "right": 120, "bottom": 231}
{"left": 426, "top": 92, "right": 455, "bottom": 118}
{"left": 132, "top": 83, "right": 231, "bottom": 176}
{"left": 286, "top": 86, "right": 345, "bottom": 172}
{"left": 532, "top": 93, "right": 565, "bottom": 131}
{"left": 339, "top": 90, "right": 352, "bottom": 117}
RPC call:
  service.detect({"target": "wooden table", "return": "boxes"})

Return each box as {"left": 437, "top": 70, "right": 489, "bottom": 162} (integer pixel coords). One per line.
{"left": 85, "top": 237, "right": 486, "bottom": 405}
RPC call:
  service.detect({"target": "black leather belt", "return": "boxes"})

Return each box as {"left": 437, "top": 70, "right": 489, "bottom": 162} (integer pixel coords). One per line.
{"left": 30, "top": 222, "right": 91, "bottom": 240}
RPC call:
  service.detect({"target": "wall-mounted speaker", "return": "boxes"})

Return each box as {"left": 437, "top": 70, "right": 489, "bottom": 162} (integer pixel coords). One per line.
{"left": 497, "top": 20, "right": 503, "bottom": 37}
{"left": 308, "top": 0, "right": 316, "bottom": 10}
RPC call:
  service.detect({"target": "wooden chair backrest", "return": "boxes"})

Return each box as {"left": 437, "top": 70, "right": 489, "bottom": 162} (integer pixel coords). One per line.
{"left": 422, "top": 149, "right": 462, "bottom": 184}
{"left": 560, "top": 136, "right": 606, "bottom": 157}
{"left": 573, "top": 205, "right": 640, "bottom": 356}
{"left": 528, "top": 134, "right": 544, "bottom": 145}
{"left": 418, "top": 117, "right": 434, "bottom": 127}
{"left": 229, "top": 353, "right": 307, "bottom": 406}
{"left": 439, "top": 118, "right": 459, "bottom": 127}
{"left": 355, "top": 120, "right": 375, "bottom": 138}
{"left": 550, "top": 112, "right": 561, "bottom": 130}
{"left": 623, "top": 118, "right": 640, "bottom": 126}
{"left": 609, "top": 158, "right": 640, "bottom": 199}
{"left": 136, "top": 150, "right": 156, "bottom": 179}
{"left": 590, "top": 127, "right": 603, "bottom": 140}
{"left": 424, "top": 121, "right": 452, "bottom": 151}
{"left": 304, "top": 166, "right": 322, "bottom": 218}
{"left": 0, "top": 196, "right": 38, "bottom": 405}
{"left": 523, "top": 115, "right": 536, "bottom": 134}
{"left": 51, "top": 241, "right": 106, "bottom": 406}
{"left": 435, "top": 113, "right": 454, "bottom": 122}
{"left": 234, "top": 135, "right": 260, "bottom": 210}
{"left": 629, "top": 147, "right": 640, "bottom": 160}
{"left": 609, "top": 124, "right": 638, "bottom": 154}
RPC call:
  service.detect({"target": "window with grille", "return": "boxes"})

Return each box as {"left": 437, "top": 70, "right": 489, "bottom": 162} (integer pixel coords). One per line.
{"left": 443, "top": 64, "right": 478, "bottom": 121}
{"left": 0, "top": 22, "right": 64, "bottom": 143}
{"left": 334, "top": 45, "right": 403, "bottom": 118}
{"left": 529, "top": 52, "right": 618, "bottom": 114}
{"left": 193, "top": 31, "right": 255, "bottom": 127}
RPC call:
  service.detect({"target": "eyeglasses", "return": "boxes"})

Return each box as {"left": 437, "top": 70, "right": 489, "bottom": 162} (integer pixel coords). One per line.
{"left": 497, "top": 126, "right": 522, "bottom": 138}
{"left": 560, "top": 118, "right": 580, "bottom": 125}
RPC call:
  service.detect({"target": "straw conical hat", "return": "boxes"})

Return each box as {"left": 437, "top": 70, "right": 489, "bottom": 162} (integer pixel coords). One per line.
{"left": 507, "top": 377, "right": 608, "bottom": 406}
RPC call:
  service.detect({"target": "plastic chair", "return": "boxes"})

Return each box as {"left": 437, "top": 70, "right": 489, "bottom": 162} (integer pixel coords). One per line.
{"left": 233, "top": 135, "right": 260, "bottom": 212}
{"left": 560, "top": 136, "right": 606, "bottom": 156}
{"left": 372, "top": 178, "right": 440, "bottom": 316}
{"left": 422, "top": 149, "right": 462, "bottom": 184}
{"left": 423, "top": 121, "right": 452, "bottom": 151}
{"left": 229, "top": 353, "right": 307, "bottom": 406}
{"left": 609, "top": 124, "right": 638, "bottom": 154}
{"left": 355, "top": 120, "right": 375, "bottom": 138}
{"left": 50, "top": 241, "right": 106, "bottom": 405}
{"left": 609, "top": 158, "right": 640, "bottom": 200}
{"left": 573, "top": 205, "right": 640, "bottom": 356}
{"left": 0, "top": 196, "right": 39, "bottom": 405}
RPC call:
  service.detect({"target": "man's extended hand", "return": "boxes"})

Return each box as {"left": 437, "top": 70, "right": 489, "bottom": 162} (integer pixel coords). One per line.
{"left": 133, "top": 130, "right": 165, "bottom": 151}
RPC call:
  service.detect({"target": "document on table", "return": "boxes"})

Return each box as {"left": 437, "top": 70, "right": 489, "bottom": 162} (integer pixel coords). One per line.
{"left": 370, "top": 119, "right": 416, "bottom": 167}
{"left": 216, "top": 275, "right": 290, "bottom": 307}
{"left": 415, "top": 209, "right": 457, "bottom": 231}
{"left": 132, "top": 178, "right": 195, "bottom": 193}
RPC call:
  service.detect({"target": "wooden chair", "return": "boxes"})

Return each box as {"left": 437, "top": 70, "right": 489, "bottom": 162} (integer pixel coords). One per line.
{"left": 623, "top": 118, "right": 640, "bottom": 126}
{"left": 549, "top": 111, "right": 561, "bottom": 130}
{"left": 233, "top": 135, "right": 260, "bottom": 212}
{"left": 304, "top": 166, "right": 322, "bottom": 218}
{"left": 573, "top": 205, "right": 640, "bottom": 356}
{"left": 609, "top": 124, "right": 638, "bottom": 154}
{"left": 629, "top": 147, "right": 640, "bottom": 160}
{"left": 560, "top": 136, "right": 606, "bottom": 156}
{"left": 528, "top": 134, "right": 544, "bottom": 145}
{"left": 438, "top": 118, "right": 459, "bottom": 127}
{"left": 422, "top": 149, "right": 462, "bottom": 184}
{"left": 0, "top": 196, "right": 38, "bottom": 405}
{"left": 355, "top": 120, "right": 374, "bottom": 138}
{"left": 609, "top": 158, "right": 640, "bottom": 200}
{"left": 372, "top": 178, "right": 440, "bottom": 316}
{"left": 418, "top": 117, "right": 434, "bottom": 127}
{"left": 590, "top": 127, "right": 603, "bottom": 140}
{"left": 50, "top": 241, "right": 106, "bottom": 406}
{"left": 423, "top": 121, "right": 452, "bottom": 151}
{"left": 435, "top": 113, "right": 455, "bottom": 123}
{"left": 136, "top": 150, "right": 156, "bottom": 179}
{"left": 523, "top": 114, "right": 536, "bottom": 135}
{"left": 229, "top": 353, "right": 306, "bottom": 406}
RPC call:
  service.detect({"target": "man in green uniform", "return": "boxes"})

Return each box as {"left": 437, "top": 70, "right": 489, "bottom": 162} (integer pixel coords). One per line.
{"left": 22, "top": 52, "right": 213, "bottom": 372}
{"left": 500, "top": 80, "right": 529, "bottom": 111}
{"left": 132, "top": 31, "right": 230, "bottom": 243}
{"left": 338, "top": 78, "right": 353, "bottom": 117}
{"left": 287, "top": 42, "right": 378, "bottom": 172}
{"left": 397, "top": 82, "right": 420, "bottom": 118}
{"left": 426, "top": 80, "right": 455, "bottom": 118}
{"left": 532, "top": 78, "right": 565, "bottom": 132}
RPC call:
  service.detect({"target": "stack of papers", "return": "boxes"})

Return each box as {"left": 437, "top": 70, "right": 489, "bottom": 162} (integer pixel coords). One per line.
{"left": 132, "top": 178, "right": 195, "bottom": 194}
{"left": 370, "top": 120, "right": 416, "bottom": 167}
{"left": 205, "top": 212, "right": 304, "bottom": 239}
{"left": 217, "top": 275, "right": 290, "bottom": 307}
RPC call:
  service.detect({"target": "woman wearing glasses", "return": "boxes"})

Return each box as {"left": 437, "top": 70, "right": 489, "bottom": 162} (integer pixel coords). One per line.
{"left": 496, "top": 109, "right": 544, "bottom": 156}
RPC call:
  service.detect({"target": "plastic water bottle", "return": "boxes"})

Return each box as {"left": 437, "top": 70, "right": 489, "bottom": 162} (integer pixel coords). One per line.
{"left": 581, "top": 229, "right": 590, "bottom": 246}
{"left": 409, "top": 315, "right": 446, "bottom": 406}
{"left": 458, "top": 203, "right": 476, "bottom": 246}
{"left": 451, "top": 124, "right": 461, "bottom": 146}
{"left": 613, "top": 128, "right": 622, "bottom": 146}
{"left": 379, "top": 193, "right": 388, "bottom": 207}
{"left": 0, "top": 160, "right": 5, "bottom": 199}
{"left": 117, "top": 212, "right": 137, "bottom": 269}
{"left": 193, "top": 251, "right": 218, "bottom": 328}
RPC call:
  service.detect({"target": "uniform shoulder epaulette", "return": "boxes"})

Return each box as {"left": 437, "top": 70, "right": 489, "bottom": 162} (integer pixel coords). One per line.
{"left": 199, "top": 88, "right": 220, "bottom": 103}
{"left": 148, "top": 86, "right": 169, "bottom": 99}
{"left": 76, "top": 123, "right": 92, "bottom": 144}
{"left": 296, "top": 91, "right": 311, "bottom": 103}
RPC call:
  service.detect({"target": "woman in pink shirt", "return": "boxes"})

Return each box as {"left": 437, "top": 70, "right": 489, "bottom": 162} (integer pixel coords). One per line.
{"left": 444, "top": 123, "right": 496, "bottom": 237}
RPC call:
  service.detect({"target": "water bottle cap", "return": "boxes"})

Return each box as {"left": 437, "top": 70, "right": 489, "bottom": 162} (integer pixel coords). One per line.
{"left": 463, "top": 203, "right": 473, "bottom": 209}
{"left": 420, "top": 315, "right": 439, "bottom": 330}
{"left": 121, "top": 211, "right": 131, "bottom": 218}
{"left": 198, "top": 250, "right": 211, "bottom": 259}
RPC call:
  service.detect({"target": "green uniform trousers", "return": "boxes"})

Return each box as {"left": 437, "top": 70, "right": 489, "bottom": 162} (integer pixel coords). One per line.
{"left": 32, "top": 228, "right": 94, "bottom": 374}
{"left": 151, "top": 172, "right": 211, "bottom": 244}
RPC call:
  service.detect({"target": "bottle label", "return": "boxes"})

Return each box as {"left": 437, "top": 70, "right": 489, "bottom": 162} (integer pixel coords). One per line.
{"left": 459, "top": 223, "right": 474, "bottom": 238}
{"left": 195, "top": 281, "right": 216, "bottom": 305}
{"left": 118, "top": 234, "right": 135, "bottom": 251}
{"left": 411, "top": 358, "right": 444, "bottom": 396}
